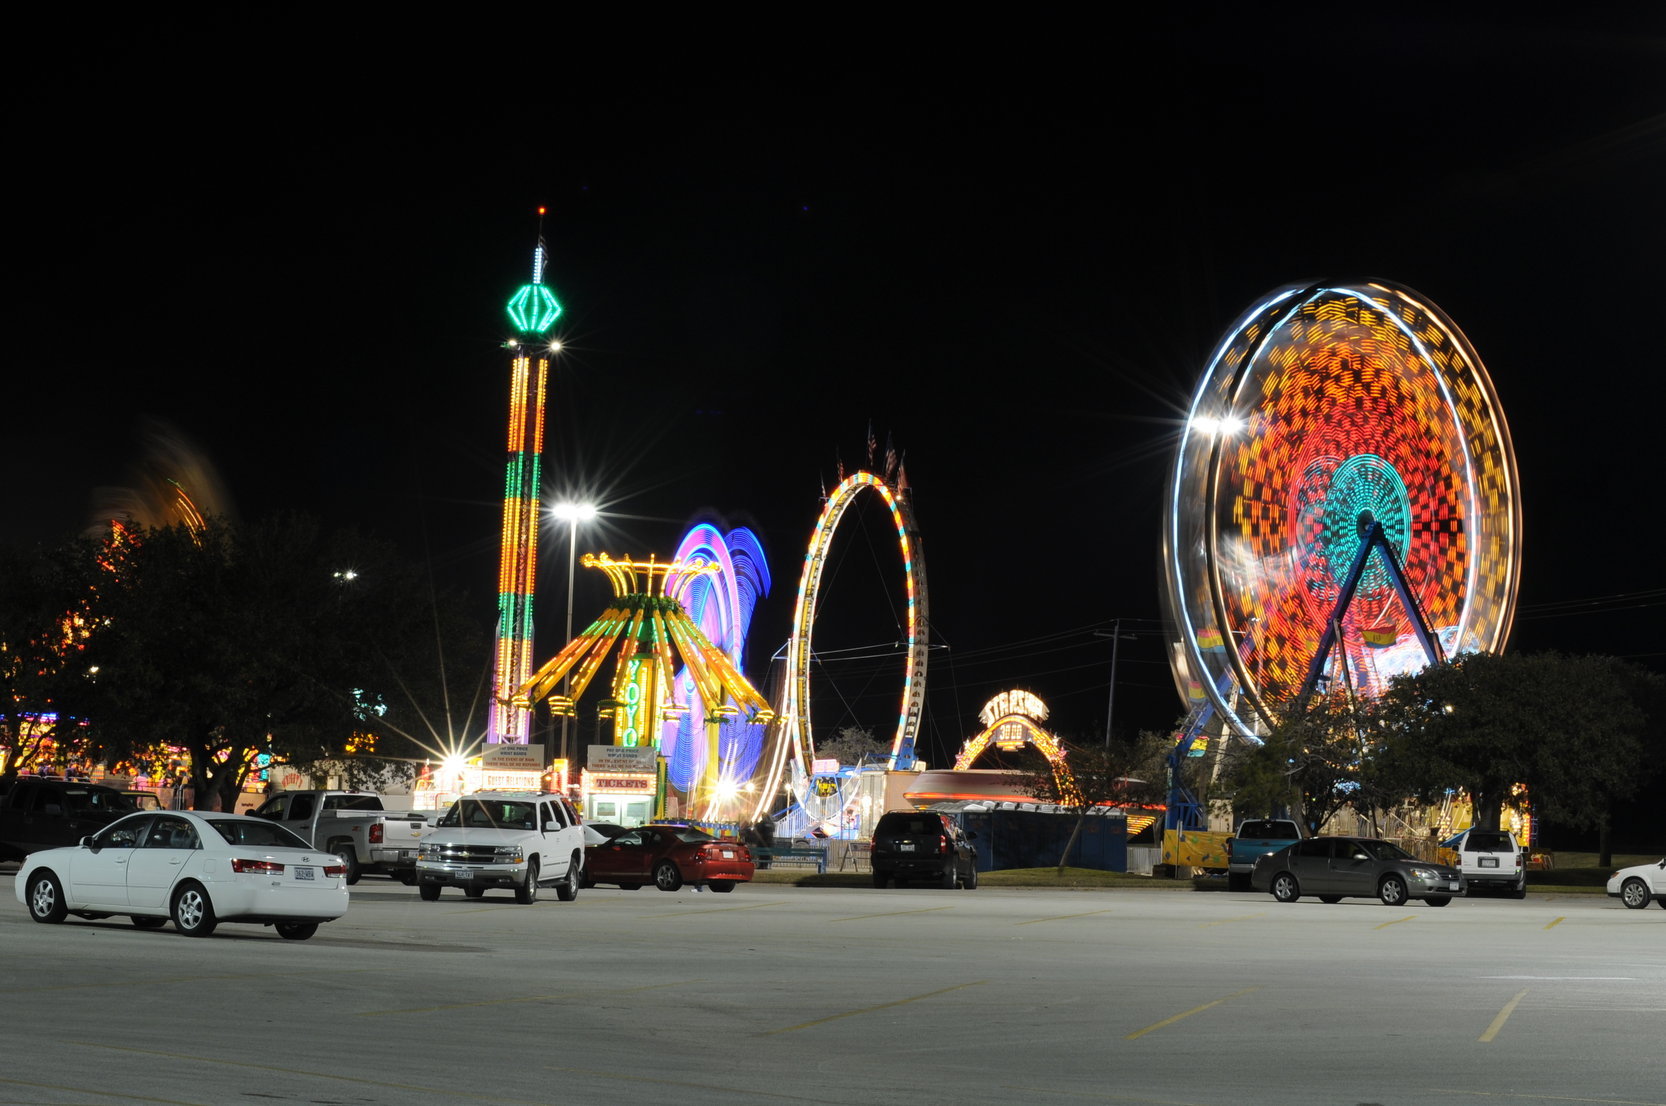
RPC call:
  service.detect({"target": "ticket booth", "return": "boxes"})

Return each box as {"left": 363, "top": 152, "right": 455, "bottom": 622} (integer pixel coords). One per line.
{"left": 580, "top": 744, "right": 660, "bottom": 827}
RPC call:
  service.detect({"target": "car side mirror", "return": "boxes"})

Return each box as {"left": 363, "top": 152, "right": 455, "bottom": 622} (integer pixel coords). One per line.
{"left": 81, "top": 836, "right": 99, "bottom": 852}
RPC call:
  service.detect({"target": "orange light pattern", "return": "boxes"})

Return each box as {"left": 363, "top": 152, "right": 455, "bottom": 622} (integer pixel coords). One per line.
{"left": 490, "top": 351, "right": 550, "bottom": 743}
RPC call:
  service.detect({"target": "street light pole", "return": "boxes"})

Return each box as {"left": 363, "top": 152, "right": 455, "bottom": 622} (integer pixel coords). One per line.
{"left": 551, "top": 503, "right": 597, "bottom": 777}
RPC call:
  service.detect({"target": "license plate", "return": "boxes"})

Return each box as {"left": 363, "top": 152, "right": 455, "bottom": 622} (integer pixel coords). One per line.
{"left": 899, "top": 843, "right": 915, "bottom": 852}
{"left": 721, "top": 849, "right": 734, "bottom": 858}
{"left": 294, "top": 867, "right": 315, "bottom": 881}
{"left": 1480, "top": 858, "right": 1498, "bottom": 868}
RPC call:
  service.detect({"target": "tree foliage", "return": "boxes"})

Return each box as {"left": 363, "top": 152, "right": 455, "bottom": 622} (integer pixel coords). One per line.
{"left": 81, "top": 514, "right": 487, "bottom": 810}
{"left": 1021, "top": 733, "right": 1168, "bottom": 873}
{"left": 1368, "top": 651, "right": 1662, "bottom": 835}
{"left": 0, "top": 537, "right": 109, "bottom": 780}
{"left": 1219, "top": 694, "right": 1401, "bottom": 836}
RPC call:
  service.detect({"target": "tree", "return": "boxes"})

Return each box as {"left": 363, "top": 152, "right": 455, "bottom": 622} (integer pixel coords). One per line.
{"left": 1020, "top": 734, "right": 1168, "bottom": 874}
{"left": 83, "top": 514, "right": 488, "bottom": 811}
{"left": 1369, "top": 652, "right": 1660, "bottom": 845}
{"left": 813, "top": 724, "right": 888, "bottom": 767}
{"left": 0, "top": 537, "right": 109, "bottom": 782}
{"left": 1220, "top": 694, "right": 1393, "bottom": 836}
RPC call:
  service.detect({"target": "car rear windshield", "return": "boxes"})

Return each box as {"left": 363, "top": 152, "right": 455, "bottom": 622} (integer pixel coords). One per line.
{"left": 1239, "top": 820, "right": 1298, "bottom": 838}
{"left": 211, "top": 819, "right": 312, "bottom": 849}
{"left": 1464, "top": 831, "right": 1516, "bottom": 852}
{"left": 876, "top": 815, "right": 943, "bottom": 836}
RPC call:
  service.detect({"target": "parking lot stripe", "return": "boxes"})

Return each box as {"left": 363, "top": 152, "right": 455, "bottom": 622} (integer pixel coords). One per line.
{"left": 1014, "top": 909, "right": 1114, "bottom": 926}
{"left": 1544, "top": 915, "right": 1566, "bottom": 929}
{"left": 1479, "top": 988, "right": 1529, "bottom": 1043}
{"left": 761, "top": 981, "right": 987, "bottom": 1035}
{"left": 356, "top": 979, "right": 698, "bottom": 1016}
{"left": 1124, "top": 986, "right": 1261, "bottom": 1040}
{"left": 1374, "top": 914, "right": 1417, "bottom": 929}
{"left": 828, "top": 905, "right": 957, "bottom": 922}
{"left": 641, "top": 900, "right": 790, "bottom": 918}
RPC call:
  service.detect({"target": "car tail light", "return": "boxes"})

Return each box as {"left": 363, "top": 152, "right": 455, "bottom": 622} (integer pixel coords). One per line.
{"left": 938, "top": 835, "right": 950, "bottom": 854}
{"left": 369, "top": 823, "right": 385, "bottom": 844}
{"left": 323, "top": 863, "right": 348, "bottom": 877}
{"left": 231, "top": 858, "right": 285, "bottom": 874}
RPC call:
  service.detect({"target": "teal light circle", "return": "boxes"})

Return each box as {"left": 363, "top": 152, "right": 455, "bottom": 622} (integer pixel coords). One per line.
{"left": 1319, "top": 454, "right": 1410, "bottom": 593}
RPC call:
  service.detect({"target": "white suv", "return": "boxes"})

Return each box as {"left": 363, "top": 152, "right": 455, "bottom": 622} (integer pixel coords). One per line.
{"left": 1453, "top": 827, "right": 1526, "bottom": 898}
{"left": 416, "top": 792, "right": 585, "bottom": 904}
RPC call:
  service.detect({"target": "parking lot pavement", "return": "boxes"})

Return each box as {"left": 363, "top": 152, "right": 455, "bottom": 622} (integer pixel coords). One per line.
{"left": 3, "top": 874, "right": 1662, "bottom": 1105}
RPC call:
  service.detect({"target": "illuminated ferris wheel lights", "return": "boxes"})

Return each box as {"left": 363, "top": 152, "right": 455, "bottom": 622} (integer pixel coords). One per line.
{"left": 548, "top": 339, "right": 563, "bottom": 353}
{"left": 1190, "top": 414, "right": 1245, "bottom": 436}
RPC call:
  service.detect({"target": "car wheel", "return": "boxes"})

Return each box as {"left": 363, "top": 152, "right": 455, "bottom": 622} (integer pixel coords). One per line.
{"left": 1378, "top": 875, "right": 1409, "bottom": 906}
{"left": 941, "top": 865, "right": 958, "bottom": 889}
{"left": 654, "top": 860, "right": 684, "bottom": 892}
{"left": 131, "top": 916, "right": 168, "bottom": 929}
{"left": 580, "top": 876, "right": 596, "bottom": 889}
{"left": 1620, "top": 877, "right": 1650, "bottom": 909}
{"left": 872, "top": 871, "right": 890, "bottom": 889}
{"left": 1271, "top": 872, "right": 1300, "bottom": 903}
{"left": 172, "top": 883, "right": 217, "bottom": 937}
{"left": 419, "top": 883, "right": 441, "bottom": 901}
{"left": 330, "top": 841, "right": 361, "bottom": 886}
{"left": 26, "top": 872, "right": 68, "bottom": 924}
{"left": 275, "top": 922, "right": 318, "bottom": 940}
{"left": 516, "top": 859, "right": 541, "bottom": 904}
{"left": 1426, "top": 895, "right": 1452, "bottom": 907}
{"left": 464, "top": 887, "right": 485, "bottom": 899}
{"left": 708, "top": 880, "right": 736, "bottom": 893}
{"left": 1318, "top": 895, "right": 1342, "bottom": 904}
{"left": 965, "top": 866, "right": 979, "bottom": 890}
{"left": 1511, "top": 883, "right": 1527, "bottom": 900}
{"left": 556, "top": 853, "right": 581, "bottom": 902}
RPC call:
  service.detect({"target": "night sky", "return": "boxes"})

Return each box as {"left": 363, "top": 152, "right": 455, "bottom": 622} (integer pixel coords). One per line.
{"left": 11, "top": 17, "right": 1665, "bottom": 767}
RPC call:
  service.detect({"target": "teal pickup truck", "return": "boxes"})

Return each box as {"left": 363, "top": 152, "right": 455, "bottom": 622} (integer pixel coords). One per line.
{"left": 1227, "top": 818, "right": 1305, "bottom": 891}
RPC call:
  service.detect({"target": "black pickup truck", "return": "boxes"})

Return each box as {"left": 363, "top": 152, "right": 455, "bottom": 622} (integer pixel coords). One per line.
{"left": 0, "top": 777, "right": 138, "bottom": 861}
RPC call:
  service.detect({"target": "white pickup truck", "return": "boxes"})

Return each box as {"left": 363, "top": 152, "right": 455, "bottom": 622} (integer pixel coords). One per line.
{"left": 249, "top": 790, "right": 430, "bottom": 884}
{"left": 415, "top": 791, "right": 586, "bottom": 904}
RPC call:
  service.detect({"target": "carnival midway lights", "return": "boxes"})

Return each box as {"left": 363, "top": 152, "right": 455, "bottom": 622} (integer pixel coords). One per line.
{"left": 510, "top": 553, "right": 775, "bottom": 821}
{"left": 488, "top": 214, "right": 562, "bottom": 751}
{"left": 757, "top": 450, "right": 931, "bottom": 839}
{"left": 1159, "top": 280, "right": 1521, "bottom": 845}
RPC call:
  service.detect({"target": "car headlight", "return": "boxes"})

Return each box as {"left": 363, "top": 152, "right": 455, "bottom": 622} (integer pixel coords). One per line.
{"left": 418, "top": 843, "right": 443, "bottom": 861}
{"left": 1408, "top": 867, "right": 1438, "bottom": 880}
{"left": 493, "top": 846, "right": 523, "bottom": 862}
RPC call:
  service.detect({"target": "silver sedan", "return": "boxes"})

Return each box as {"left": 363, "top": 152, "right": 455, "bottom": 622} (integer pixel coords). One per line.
{"left": 1251, "top": 835, "right": 1464, "bottom": 906}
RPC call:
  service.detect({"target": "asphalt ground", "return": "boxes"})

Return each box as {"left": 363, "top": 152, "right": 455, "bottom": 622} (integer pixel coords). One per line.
{"left": 2, "top": 870, "right": 1662, "bottom": 1106}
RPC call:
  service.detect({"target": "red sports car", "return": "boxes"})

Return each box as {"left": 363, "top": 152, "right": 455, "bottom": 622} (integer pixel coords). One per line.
{"left": 582, "top": 824, "right": 754, "bottom": 892}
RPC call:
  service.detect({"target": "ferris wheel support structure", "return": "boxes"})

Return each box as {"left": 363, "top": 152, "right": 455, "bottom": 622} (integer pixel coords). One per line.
{"left": 1296, "top": 519, "right": 1445, "bottom": 705}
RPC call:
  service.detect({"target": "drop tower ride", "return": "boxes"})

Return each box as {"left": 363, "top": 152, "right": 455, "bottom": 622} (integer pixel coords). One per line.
{"left": 489, "top": 213, "right": 563, "bottom": 744}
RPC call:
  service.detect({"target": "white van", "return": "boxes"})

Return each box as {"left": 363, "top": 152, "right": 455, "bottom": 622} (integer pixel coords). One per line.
{"left": 1454, "top": 827, "right": 1526, "bottom": 898}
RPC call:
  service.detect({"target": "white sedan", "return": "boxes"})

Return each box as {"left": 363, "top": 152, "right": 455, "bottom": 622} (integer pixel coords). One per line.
{"left": 1606, "top": 857, "right": 1666, "bottom": 910}
{"left": 17, "top": 810, "right": 349, "bottom": 939}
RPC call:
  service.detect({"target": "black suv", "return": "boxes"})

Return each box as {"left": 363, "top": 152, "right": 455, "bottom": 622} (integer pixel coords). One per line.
{"left": 870, "top": 810, "right": 978, "bottom": 889}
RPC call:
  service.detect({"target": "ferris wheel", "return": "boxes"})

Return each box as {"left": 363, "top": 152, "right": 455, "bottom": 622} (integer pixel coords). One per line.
{"left": 1163, "top": 280, "right": 1521, "bottom": 742}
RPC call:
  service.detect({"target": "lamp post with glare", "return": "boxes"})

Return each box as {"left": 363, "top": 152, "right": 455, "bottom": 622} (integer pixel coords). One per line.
{"left": 550, "top": 502, "right": 597, "bottom": 772}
